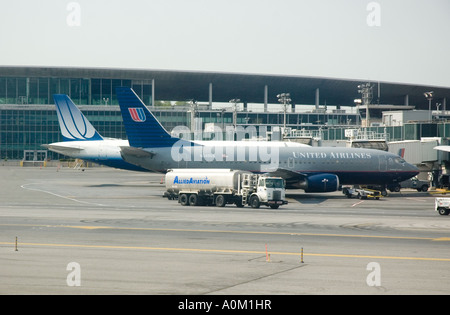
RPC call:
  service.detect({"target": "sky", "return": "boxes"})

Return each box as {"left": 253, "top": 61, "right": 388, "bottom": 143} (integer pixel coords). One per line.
{"left": 1, "top": 0, "right": 449, "bottom": 87}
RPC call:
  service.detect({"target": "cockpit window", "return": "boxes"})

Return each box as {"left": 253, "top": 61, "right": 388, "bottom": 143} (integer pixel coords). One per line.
{"left": 395, "top": 157, "right": 406, "bottom": 164}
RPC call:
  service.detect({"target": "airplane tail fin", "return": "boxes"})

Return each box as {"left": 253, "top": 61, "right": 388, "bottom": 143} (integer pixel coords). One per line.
{"left": 53, "top": 94, "right": 103, "bottom": 141}
{"left": 116, "top": 87, "right": 179, "bottom": 148}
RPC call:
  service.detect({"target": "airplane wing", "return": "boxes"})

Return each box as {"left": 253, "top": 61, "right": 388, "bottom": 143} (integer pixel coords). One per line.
{"left": 434, "top": 146, "right": 450, "bottom": 152}
{"left": 266, "top": 168, "right": 303, "bottom": 180}
{"left": 41, "top": 143, "right": 84, "bottom": 155}
{"left": 265, "top": 168, "right": 307, "bottom": 188}
{"left": 120, "top": 146, "right": 156, "bottom": 158}
{"left": 119, "top": 146, "right": 157, "bottom": 171}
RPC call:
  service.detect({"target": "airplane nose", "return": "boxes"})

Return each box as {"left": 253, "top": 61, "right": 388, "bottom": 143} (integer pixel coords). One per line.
{"left": 406, "top": 163, "right": 420, "bottom": 178}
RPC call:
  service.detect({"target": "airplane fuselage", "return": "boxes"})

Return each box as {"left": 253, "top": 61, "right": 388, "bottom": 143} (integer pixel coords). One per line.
{"left": 120, "top": 141, "right": 419, "bottom": 187}
{"left": 114, "top": 86, "right": 420, "bottom": 193}
{"left": 45, "top": 139, "right": 147, "bottom": 171}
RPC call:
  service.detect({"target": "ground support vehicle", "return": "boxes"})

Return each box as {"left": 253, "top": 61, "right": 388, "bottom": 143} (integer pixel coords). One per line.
{"left": 435, "top": 197, "right": 450, "bottom": 215}
{"left": 343, "top": 187, "right": 382, "bottom": 200}
{"left": 388, "top": 177, "right": 430, "bottom": 192}
{"left": 163, "top": 169, "right": 288, "bottom": 209}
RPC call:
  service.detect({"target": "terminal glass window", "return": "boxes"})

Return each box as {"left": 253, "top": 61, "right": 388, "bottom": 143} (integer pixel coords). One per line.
{"left": 102, "top": 79, "right": 112, "bottom": 104}
{"left": 60, "top": 79, "right": 70, "bottom": 95}
{"left": 91, "top": 79, "right": 101, "bottom": 104}
{"left": 29, "top": 78, "right": 38, "bottom": 104}
{"left": 39, "top": 78, "right": 50, "bottom": 104}
{"left": 0, "top": 78, "right": 6, "bottom": 104}
{"left": 50, "top": 78, "right": 59, "bottom": 98}
{"left": 17, "top": 78, "right": 26, "bottom": 104}
{"left": 6, "top": 78, "right": 16, "bottom": 103}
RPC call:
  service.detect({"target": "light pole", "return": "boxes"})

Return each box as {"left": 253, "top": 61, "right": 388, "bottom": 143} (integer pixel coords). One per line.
{"left": 229, "top": 98, "right": 240, "bottom": 131}
{"left": 357, "top": 83, "right": 373, "bottom": 127}
{"left": 436, "top": 103, "right": 442, "bottom": 120}
{"left": 424, "top": 91, "right": 434, "bottom": 122}
{"left": 277, "top": 93, "right": 291, "bottom": 137}
{"left": 188, "top": 100, "right": 198, "bottom": 135}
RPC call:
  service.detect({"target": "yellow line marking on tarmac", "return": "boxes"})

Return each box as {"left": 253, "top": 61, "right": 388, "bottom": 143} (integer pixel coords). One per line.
{"left": 1, "top": 223, "right": 449, "bottom": 241}
{"left": 63, "top": 225, "right": 112, "bottom": 230}
{"left": 405, "top": 197, "right": 428, "bottom": 202}
{"left": 431, "top": 238, "right": 449, "bottom": 242}
{"left": 1, "top": 241, "right": 450, "bottom": 262}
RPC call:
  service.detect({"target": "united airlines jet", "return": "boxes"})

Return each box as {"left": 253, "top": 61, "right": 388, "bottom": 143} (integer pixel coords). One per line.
{"left": 43, "top": 94, "right": 147, "bottom": 171}
{"left": 116, "top": 87, "right": 419, "bottom": 192}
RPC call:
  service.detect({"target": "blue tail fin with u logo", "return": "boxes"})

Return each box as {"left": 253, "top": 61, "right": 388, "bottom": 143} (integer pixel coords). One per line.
{"left": 53, "top": 94, "right": 103, "bottom": 141}
{"left": 116, "top": 87, "right": 179, "bottom": 148}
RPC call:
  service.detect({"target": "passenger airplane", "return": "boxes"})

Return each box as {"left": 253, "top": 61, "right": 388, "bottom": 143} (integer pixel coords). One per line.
{"left": 116, "top": 87, "right": 419, "bottom": 192}
{"left": 43, "top": 94, "right": 147, "bottom": 171}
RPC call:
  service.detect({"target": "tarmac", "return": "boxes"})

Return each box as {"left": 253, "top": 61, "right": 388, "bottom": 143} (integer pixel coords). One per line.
{"left": 1, "top": 166, "right": 450, "bottom": 296}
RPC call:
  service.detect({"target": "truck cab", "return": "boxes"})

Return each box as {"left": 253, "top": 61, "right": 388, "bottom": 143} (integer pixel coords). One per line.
{"left": 252, "top": 177, "right": 287, "bottom": 209}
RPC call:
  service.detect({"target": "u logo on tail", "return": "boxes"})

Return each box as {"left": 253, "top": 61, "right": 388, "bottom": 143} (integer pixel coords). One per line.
{"left": 128, "top": 108, "right": 146, "bottom": 122}
{"left": 116, "top": 87, "right": 179, "bottom": 148}
{"left": 53, "top": 94, "right": 103, "bottom": 141}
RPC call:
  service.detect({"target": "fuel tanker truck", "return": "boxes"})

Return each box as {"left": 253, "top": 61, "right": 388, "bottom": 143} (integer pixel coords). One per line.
{"left": 163, "top": 169, "right": 288, "bottom": 209}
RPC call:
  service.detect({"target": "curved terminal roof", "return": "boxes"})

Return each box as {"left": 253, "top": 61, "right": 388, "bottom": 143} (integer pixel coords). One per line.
{"left": 1, "top": 66, "right": 449, "bottom": 109}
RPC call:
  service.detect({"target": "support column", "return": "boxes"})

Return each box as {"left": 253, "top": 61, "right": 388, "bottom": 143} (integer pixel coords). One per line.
{"left": 404, "top": 94, "right": 409, "bottom": 106}
{"left": 315, "top": 88, "right": 320, "bottom": 109}
{"left": 151, "top": 79, "right": 155, "bottom": 107}
{"left": 264, "top": 85, "right": 268, "bottom": 112}
{"left": 209, "top": 83, "right": 213, "bottom": 108}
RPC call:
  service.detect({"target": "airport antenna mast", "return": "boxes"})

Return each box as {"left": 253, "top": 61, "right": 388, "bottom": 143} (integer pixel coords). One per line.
{"left": 357, "top": 83, "right": 374, "bottom": 127}
{"left": 277, "top": 93, "right": 291, "bottom": 138}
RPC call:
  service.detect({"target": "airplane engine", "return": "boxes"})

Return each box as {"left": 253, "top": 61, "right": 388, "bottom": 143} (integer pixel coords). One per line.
{"left": 304, "top": 173, "right": 340, "bottom": 193}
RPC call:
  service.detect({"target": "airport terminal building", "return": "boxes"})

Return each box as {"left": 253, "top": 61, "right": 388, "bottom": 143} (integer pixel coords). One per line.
{"left": 1, "top": 66, "right": 450, "bottom": 162}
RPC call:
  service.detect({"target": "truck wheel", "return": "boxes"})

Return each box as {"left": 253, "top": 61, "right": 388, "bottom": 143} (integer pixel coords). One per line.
{"left": 188, "top": 194, "right": 198, "bottom": 206}
{"left": 270, "top": 205, "right": 279, "bottom": 209}
{"left": 250, "top": 195, "right": 260, "bottom": 209}
{"left": 438, "top": 208, "right": 450, "bottom": 215}
{"left": 179, "top": 194, "right": 189, "bottom": 206}
{"left": 421, "top": 185, "right": 429, "bottom": 192}
{"left": 215, "top": 195, "right": 226, "bottom": 207}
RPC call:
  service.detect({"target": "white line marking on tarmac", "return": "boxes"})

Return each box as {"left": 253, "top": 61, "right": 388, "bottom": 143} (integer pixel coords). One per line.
{"left": 351, "top": 200, "right": 365, "bottom": 207}
{"left": 20, "top": 183, "right": 107, "bottom": 206}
